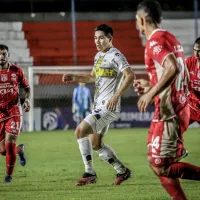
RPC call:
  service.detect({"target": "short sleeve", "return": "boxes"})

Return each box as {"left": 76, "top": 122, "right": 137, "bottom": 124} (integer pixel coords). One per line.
{"left": 111, "top": 52, "right": 130, "bottom": 72}
{"left": 147, "top": 38, "right": 173, "bottom": 66}
{"left": 18, "top": 68, "right": 29, "bottom": 88}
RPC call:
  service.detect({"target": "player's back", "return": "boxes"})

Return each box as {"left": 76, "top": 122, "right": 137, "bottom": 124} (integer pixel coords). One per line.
{"left": 185, "top": 55, "right": 200, "bottom": 109}
{"left": 145, "top": 29, "right": 188, "bottom": 121}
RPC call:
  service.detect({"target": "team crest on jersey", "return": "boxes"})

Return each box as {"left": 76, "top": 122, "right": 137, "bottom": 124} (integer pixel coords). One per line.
{"left": 1, "top": 74, "right": 7, "bottom": 81}
{"left": 197, "top": 71, "right": 200, "bottom": 79}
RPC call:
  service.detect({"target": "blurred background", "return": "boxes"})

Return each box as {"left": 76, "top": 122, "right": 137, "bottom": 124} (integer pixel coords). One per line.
{"left": 1, "top": 0, "right": 198, "bottom": 131}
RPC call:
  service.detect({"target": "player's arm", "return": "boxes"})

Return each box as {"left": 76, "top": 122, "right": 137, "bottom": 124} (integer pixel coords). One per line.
{"left": 24, "top": 86, "right": 31, "bottom": 101}
{"left": 18, "top": 68, "right": 31, "bottom": 112}
{"left": 138, "top": 54, "right": 179, "bottom": 112}
{"left": 114, "top": 67, "right": 135, "bottom": 98}
{"left": 62, "top": 70, "right": 95, "bottom": 84}
{"left": 147, "top": 54, "right": 179, "bottom": 98}
{"left": 72, "top": 88, "right": 77, "bottom": 113}
{"left": 107, "top": 67, "right": 135, "bottom": 111}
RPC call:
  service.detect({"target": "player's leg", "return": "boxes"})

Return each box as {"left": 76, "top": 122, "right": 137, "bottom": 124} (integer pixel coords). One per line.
{"left": 148, "top": 113, "right": 200, "bottom": 199}
{"left": 4, "top": 116, "right": 23, "bottom": 183}
{"left": 147, "top": 120, "right": 188, "bottom": 199}
{"left": 0, "top": 122, "right": 6, "bottom": 156}
{"left": 90, "top": 127, "right": 131, "bottom": 185}
{"left": 75, "top": 119, "right": 96, "bottom": 186}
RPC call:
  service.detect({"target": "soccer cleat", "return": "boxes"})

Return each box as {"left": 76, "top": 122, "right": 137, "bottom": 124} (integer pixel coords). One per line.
{"left": 4, "top": 175, "right": 12, "bottom": 183}
{"left": 18, "top": 144, "right": 26, "bottom": 166}
{"left": 114, "top": 168, "right": 132, "bottom": 185}
{"left": 76, "top": 172, "right": 97, "bottom": 186}
{"left": 176, "top": 149, "right": 189, "bottom": 162}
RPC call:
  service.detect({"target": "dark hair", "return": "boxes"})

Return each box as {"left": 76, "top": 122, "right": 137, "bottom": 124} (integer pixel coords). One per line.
{"left": 137, "top": 0, "right": 162, "bottom": 24}
{"left": 194, "top": 37, "right": 200, "bottom": 45}
{"left": 95, "top": 24, "right": 113, "bottom": 36}
{"left": 0, "top": 44, "right": 9, "bottom": 52}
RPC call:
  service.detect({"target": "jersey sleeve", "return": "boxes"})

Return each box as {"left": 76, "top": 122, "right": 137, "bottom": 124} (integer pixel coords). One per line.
{"left": 111, "top": 52, "right": 130, "bottom": 72}
{"left": 147, "top": 38, "right": 173, "bottom": 66}
{"left": 18, "top": 68, "right": 29, "bottom": 88}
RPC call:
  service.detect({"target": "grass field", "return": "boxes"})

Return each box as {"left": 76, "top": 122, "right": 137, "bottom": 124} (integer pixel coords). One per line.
{"left": 0, "top": 128, "right": 200, "bottom": 200}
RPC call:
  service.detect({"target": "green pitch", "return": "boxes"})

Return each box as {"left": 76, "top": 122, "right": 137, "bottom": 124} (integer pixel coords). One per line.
{"left": 0, "top": 128, "right": 200, "bottom": 200}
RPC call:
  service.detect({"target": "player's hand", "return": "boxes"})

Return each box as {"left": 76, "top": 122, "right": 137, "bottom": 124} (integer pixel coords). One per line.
{"left": 22, "top": 99, "right": 30, "bottom": 112}
{"left": 133, "top": 79, "right": 151, "bottom": 96}
{"left": 138, "top": 92, "right": 154, "bottom": 112}
{"left": 107, "top": 95, "right": 119, "bottom": 111}
{"left": 62, "top": 74, "right": 75, "bottom": 83}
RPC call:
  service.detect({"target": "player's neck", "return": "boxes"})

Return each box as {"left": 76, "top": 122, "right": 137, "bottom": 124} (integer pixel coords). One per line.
{"left": 0, "top": 63, "right": 9, "bottom": 70}
{"left": 101, "top": 45, "right": 113, "bottom": 53}
{"left": 146, "top": 24, "right": 161, "bottom": 40}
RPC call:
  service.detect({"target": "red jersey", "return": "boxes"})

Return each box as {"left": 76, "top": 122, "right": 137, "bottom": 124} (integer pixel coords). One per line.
{"left": 185, "top": 55, "right": 200, "bottom": 111}
{"left": 0, "top": 63, "right": 29, "bottom": 120}
{"left": 145, "top": 29, "right": 188, "bottom": 121}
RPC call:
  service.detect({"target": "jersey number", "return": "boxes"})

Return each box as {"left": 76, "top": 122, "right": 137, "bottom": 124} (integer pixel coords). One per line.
{"left": 11, "top": 121, "right": 20, "bottom": 130}
{"left": 152, "top": 136, "right": 160, "bottom": 153}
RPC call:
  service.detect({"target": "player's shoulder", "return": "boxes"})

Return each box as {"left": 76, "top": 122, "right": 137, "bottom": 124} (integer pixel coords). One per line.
{"left": 149, "top": 29, "right": 175, "bottom": 44}
{"left": 185, "top": 55, "right": 196, "bottom": 67}
{"left": 9, "top": 63, "right": 23, "bottom": 72}
{"left": 108, "top": 47, "right": 126, "bottom": 60}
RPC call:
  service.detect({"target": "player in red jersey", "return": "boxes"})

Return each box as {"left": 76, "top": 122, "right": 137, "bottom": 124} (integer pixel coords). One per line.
{"left": 0, "top": 44, "right": 30, "bottom": 183}
{"left": 134, "top": 0, "right": 200, "bottom": 199}
{"left": 185, "top": 37, "right": 200, "bottom": 124}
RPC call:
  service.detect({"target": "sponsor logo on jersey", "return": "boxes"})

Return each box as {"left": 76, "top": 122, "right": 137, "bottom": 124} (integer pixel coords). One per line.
{"left": 153, "top": 45, "right": 162, "bottom": 55}
{"left": 149, "top": 40, "right": 158, "bottom": 48}
{"left": 1, "top": 74, "right": 7, "bottom": 82}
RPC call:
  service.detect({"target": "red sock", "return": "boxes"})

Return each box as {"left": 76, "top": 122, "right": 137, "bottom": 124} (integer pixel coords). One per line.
{"left": 5, "top": 142, "right": 17, "bottom": 176}
{"left": 167, "top": 162, "right": 200, "bottom": 180}
{"left": 159, "top": 176, "right": 187, "bottom": 200}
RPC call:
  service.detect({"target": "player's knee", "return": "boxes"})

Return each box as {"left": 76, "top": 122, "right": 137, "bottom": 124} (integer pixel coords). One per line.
{"left": 5, "top": 133, "right": 17, "bottom": 143}
{"left": 147, "top": 156, "right": 167, "bottom": 176}
{"left": 152, "top": 167, "right": 167, "bottom": 176}
{"left": 0, "top": 146, "right": 6, "bottom": 156}
{"left": 91, "top": 143, "right": 102, "bottom": 151}
{"left": 147, "top": 155, "right": 153, "bottom": 168}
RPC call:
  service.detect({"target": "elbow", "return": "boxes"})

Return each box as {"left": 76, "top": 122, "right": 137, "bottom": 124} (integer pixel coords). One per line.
{"left": 170, "top": 65, "right": 179, "bottom": 77}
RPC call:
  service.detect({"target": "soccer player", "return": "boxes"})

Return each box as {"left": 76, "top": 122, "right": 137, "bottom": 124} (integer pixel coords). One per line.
{"left": 185, "top": 37, "right": 200, "bottom": 125}
{"left": 62, "top": 24, "right": 135, "bottom": 186}
{"left": 0, "top": 44, "right": 30, "bottom": 183}
{"left": 72, "top": 82, "right": 92, "bottom": 126}
{"left": 135, "top": 0, "right": 200, "bottom": 199}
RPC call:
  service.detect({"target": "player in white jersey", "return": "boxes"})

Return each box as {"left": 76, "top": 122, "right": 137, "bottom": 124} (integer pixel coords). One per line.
{"left": 62, "top": 24, "right": 135, "bottom": 186}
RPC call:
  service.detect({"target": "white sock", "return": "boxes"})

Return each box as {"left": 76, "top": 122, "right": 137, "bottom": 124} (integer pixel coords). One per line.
{"left": 77, "top": 137, "right": 95, "bottom": 175}
{"left": 96, "top": 144, "right": 126, "bottom": 174}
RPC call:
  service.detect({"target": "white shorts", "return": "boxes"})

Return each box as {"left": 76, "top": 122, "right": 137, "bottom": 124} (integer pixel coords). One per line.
{"left": 84, "top": 105, "right": 120, "bottom": 135}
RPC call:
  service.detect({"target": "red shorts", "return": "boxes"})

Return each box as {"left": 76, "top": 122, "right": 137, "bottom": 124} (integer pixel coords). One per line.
{"left": 189, "top": 106, "right": 200, "bottom": 124}
{"left": 0, "top": 116, "right": 21, "bottom": 143}
{"left": 147, "top": 106, "right": 190, "bottom": 167}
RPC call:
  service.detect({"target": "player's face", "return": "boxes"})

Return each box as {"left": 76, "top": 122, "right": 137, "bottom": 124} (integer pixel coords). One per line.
{"left": 194, "top": 43, "right": 200, "bottom": 61}
{"left": 136, "top": 13, "right": 145, "bottom": 36}
{"left": 94, "top": 31, "right": 112, "bottom": 52}
{"left": 0, "top": 49, "right": 9, "bottom": 66}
